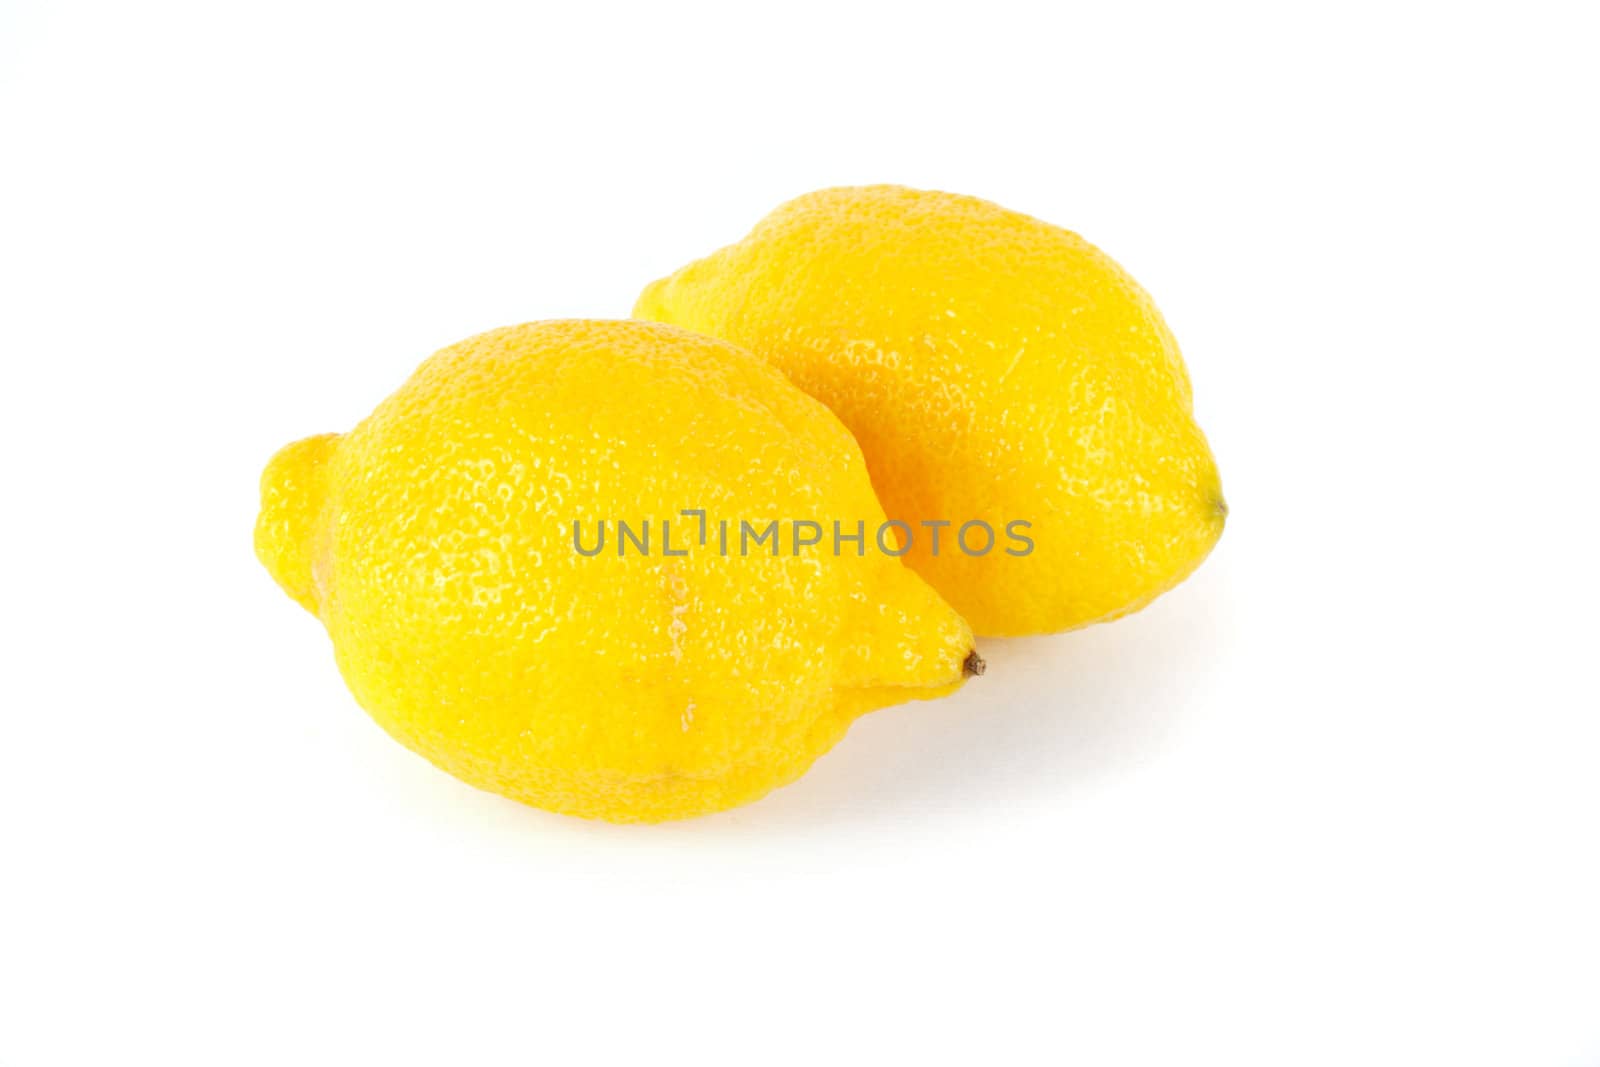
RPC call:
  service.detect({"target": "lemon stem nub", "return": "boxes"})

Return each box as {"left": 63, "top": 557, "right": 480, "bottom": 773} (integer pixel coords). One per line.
{"left": 255, "top": 433, "right": 340, "bottom": 615}
{"left": 963, "top": 650, "right": 986, "bottom": 677}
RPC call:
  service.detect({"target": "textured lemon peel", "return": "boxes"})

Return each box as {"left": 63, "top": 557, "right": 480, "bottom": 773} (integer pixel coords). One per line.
{"left": 635, "top": 185, "right": 1225, "bottom": 636}
{"left": 256, "top": 320, "right": 978, "bottom": 822}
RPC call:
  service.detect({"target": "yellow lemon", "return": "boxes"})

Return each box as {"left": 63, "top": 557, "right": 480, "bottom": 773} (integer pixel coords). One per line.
{"left": 256, "top": 320, "right": 979, "bottom": 822}
{"left": 636, "top": 185, "right": 1226, "bottom": 636}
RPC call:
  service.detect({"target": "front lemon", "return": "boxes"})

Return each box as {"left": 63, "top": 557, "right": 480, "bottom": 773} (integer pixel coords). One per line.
{"left": 255, "top": 320, "right": 978, "bottom": 822}
{"left": 635, "top": 185, "right": 1226, "bottom": 636}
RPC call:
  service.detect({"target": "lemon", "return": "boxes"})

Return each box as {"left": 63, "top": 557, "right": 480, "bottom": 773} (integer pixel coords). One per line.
{"left": 255, "top": 320, "right": 979, "bottom": 822}
{"left": 635, "top": 185, "right": 1226, "bottom": 636}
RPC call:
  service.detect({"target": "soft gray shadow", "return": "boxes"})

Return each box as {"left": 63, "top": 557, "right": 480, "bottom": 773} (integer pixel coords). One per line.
{"left": 730, "top": 571, "right": 1229, "bottom": 833}
{"left": 480, "top": 560, "right": 1235, "bottom": 843}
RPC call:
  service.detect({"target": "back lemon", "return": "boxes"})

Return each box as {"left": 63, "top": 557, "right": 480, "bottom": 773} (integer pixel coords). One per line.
{"left": 636, "top": 186, "right": 1225, "bottom": 636}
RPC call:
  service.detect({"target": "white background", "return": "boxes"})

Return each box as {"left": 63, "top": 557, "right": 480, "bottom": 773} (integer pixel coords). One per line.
{"left": 3, "top": 2, "right": 1596, "bottom": 1063}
